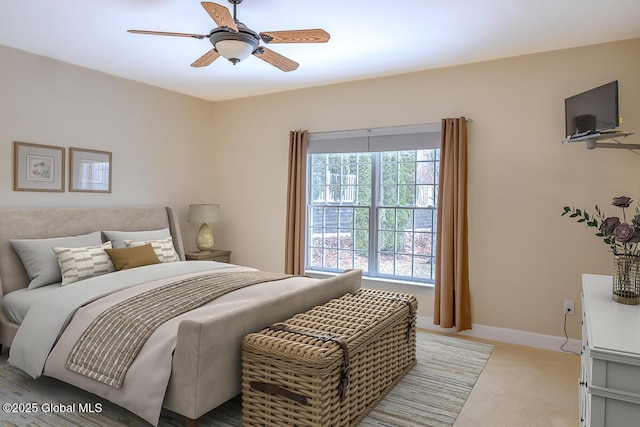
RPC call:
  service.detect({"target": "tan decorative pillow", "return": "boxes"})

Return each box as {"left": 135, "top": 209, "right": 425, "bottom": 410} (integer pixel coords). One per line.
{"left": 105, "top": 243, "right": 162, "bottom": 271}
{"left": 124, "top": 236, "right": 177, "bottom": 263}
{"left": 53, "top": 242, "right": 115, "bottom": 286}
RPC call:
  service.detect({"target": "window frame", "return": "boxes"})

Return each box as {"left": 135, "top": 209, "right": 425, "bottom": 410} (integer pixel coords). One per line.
{"left": 305, "top": 124, "right": 441, "bottom": 286}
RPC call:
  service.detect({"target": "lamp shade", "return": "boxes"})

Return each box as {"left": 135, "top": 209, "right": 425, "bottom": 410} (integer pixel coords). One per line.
{"left": 188, "top": 204, "right": 220, "bottom": 225}
{"left": 215, "top": 40, "right": 255, "bottom": 63}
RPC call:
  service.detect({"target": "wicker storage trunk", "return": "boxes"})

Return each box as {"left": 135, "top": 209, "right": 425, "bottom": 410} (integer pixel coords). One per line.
{"left": 241, "top": 288, "right": 417, "bottom": 427}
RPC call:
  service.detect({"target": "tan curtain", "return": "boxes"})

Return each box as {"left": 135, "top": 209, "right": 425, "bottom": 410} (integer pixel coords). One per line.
{"left": 284, "top": 130, "right": 308, "bottom": 275}
{"left": 434, "top": 117, "right": 471, "bottom": 332}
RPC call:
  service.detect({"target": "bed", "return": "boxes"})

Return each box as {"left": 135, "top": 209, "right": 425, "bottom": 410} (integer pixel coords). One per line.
{"left": 0, "top": 206, "right": 362, "bottom": 426}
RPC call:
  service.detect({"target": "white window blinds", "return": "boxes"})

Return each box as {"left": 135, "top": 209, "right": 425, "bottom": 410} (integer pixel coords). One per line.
{"left": 307, "top": 123, "right": 441, "bottom": 154}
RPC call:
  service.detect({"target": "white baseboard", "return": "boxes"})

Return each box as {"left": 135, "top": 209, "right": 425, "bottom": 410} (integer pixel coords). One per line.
{"left": 417, "top": 316, "right": 582, "bottom": 354}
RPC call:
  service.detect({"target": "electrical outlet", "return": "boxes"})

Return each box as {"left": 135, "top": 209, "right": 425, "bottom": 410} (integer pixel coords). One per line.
{"left": 564, "top": 300, "right": 575, "bottom": 315}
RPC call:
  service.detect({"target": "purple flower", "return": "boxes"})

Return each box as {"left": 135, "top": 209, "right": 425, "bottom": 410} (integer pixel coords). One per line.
{"left": 614, "top": 223, "right": 636, "bottom": 243}
{"left": 600, "top": 217, "right": 620, "bottom": 234}
{"left": 612, "top": 196, "right": 633, "bottom": 208}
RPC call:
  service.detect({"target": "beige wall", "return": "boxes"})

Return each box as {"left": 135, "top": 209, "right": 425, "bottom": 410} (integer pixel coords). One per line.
{"left": 1, "top": 38, "right": 639, "bottom": 341}
{"left": 0, "top": 44, "right": 215, "bottom": 243}
{"left": 207, "top": 38, "right": 640, "bottom": 339}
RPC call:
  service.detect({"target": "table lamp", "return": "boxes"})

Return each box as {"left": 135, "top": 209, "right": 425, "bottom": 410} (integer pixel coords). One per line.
{"left": 188, "top": 204, "right": 220, "bottom": 251}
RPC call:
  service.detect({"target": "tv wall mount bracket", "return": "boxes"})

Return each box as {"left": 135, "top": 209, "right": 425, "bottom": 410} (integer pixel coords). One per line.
{"left": 562, "top": 132, "right": 640, "bottom": 150}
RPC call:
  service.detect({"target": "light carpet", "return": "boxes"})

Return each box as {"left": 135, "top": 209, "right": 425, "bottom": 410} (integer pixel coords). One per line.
{"left": 0, "top": 332, "right": 493, "bottom": 427}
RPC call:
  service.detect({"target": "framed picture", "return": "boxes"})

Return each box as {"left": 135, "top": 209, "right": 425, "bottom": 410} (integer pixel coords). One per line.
{"left": 69, "top": 147, "right": 112, "bottom": 193}
{"left": 13, "top": 141, "right": 65, "bottom": 192}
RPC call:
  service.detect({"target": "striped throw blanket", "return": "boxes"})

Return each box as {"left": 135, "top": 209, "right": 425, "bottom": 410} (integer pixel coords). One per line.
{"left": 66, "top": 271, "right": 290, "bottom": 388}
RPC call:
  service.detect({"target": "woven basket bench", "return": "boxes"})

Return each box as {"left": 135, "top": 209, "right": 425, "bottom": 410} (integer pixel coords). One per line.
{"left": 241, "top": 288, "right": 417, "bottom": 427}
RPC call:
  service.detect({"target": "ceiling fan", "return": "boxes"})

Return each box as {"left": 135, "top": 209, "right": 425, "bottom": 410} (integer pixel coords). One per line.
{"left": 128, "top": 0, "right": 330, "bottom": 72}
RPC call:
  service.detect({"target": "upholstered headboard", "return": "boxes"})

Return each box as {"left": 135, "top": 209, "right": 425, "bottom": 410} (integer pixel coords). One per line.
{"left": 0, "top": 206, "right": 185, "bottom": 298}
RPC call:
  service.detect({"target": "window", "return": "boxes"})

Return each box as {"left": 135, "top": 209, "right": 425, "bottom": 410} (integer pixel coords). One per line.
{"left": 305, "top": 124, "right": 440, "bottom": 284}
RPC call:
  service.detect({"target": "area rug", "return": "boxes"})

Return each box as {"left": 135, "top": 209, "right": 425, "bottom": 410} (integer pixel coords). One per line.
{"left": 0, "top": 332, "right": 493, "bottom": 427}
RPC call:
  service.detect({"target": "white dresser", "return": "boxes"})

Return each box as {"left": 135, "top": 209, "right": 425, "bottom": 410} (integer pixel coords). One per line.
{"left": 581, "top": 274, "right": 640, "bottom": 426}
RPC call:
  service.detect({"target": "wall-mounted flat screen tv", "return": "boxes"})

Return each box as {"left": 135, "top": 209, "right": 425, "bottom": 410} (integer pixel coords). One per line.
{"left": 565, "top": 80, "right": 619, "bottom": 138}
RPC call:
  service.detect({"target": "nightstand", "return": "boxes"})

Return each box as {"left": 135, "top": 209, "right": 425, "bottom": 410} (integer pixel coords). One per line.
{"left": 185, "top": 249, "right": 231, "bottom": 263}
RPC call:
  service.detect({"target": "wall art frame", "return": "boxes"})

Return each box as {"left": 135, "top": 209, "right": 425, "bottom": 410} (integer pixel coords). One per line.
{"left": 69, "top": 147, "right": 112, "bottom": 193}
{"left": 13, "top": 141, "right": 65, "bottom": 192}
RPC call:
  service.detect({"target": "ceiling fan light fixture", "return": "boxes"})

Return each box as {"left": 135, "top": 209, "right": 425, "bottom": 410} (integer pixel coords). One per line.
{"left": 209, "top": 23, "right": 259, "bottom": 64}
{"left": 214, "top": 39, "right": 255, "bottom": 64}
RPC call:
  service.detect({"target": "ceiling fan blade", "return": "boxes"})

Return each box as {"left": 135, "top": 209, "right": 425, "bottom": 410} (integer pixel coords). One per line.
{"left": 253, "top": 47, "right": 299, "bottom": 72}
{"left": 201, "top": 2, "right": 238, "bottom": 32}
{"left": 259, "top": 29, "right": 330, "bottom": 44}
{"left": 128, "top": 30, "right": 208, "bottom": 39}
{"left": 191, "top": 49, "right": 221, "bottom": 67}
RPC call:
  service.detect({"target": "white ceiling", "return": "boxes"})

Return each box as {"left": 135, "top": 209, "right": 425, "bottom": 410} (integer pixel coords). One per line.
{"left": 1, "top": 0, "right": 639, "bottom": 102}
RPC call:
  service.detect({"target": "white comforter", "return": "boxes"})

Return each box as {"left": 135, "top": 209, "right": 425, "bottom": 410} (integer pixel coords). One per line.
{"left": 9, "top": 261, "right": 316, "bottom": 425}
{"left": 9, "top": 262, "right": 231, "bottom": 378}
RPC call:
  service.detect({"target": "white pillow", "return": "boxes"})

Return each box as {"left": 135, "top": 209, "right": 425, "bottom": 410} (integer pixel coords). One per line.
{"left": 103, "top": 228, "right": 171, "bottom": 249}
{"left": 53, "top": 242, "right": 115, "bottom": 286}
{"left": 10, "top": 231, "right": 103, "bottom": 289}
{"left": 124, "top": 236, "right": 177, "bottom": 263}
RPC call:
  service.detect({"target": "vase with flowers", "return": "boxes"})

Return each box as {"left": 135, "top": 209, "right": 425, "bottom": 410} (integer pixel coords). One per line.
{"left": 562, "top": 196, "right": 640, "bottom": 304}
